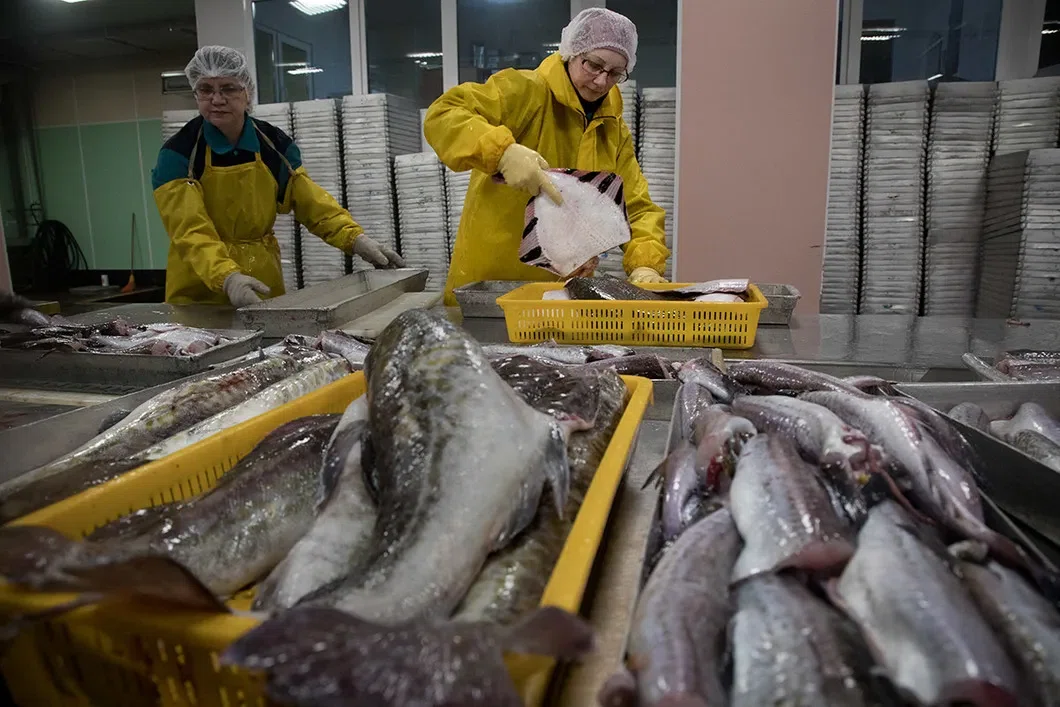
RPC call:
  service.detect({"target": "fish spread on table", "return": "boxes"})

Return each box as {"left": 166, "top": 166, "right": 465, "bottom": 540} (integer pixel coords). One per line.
{"left": 0, "top": 319, "right": 239, "bottom": 356}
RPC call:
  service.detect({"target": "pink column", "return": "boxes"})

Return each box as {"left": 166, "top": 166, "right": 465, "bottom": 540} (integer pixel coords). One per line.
{"left": 675, "top": 0, "right": 839, "bottom": 312}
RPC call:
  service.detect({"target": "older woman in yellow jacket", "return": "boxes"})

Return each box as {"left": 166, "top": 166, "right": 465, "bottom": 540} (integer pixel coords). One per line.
{"left": 425, "top": 8, "right": 670, "bottom": 306}
{"left": 153, "top": 46, "right": 403, "bottom": 307}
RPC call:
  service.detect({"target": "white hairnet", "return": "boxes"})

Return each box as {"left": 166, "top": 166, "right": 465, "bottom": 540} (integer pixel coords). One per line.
{"left": 185, "top": 45, "right": 256, "bottom": 104}
{"left": 559, "top": 8, "right": 638, "bottom": 73}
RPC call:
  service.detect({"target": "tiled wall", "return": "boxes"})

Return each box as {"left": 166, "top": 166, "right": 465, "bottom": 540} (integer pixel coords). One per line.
{"left": 30, "top": 56, "right": 196, "bottom": 270}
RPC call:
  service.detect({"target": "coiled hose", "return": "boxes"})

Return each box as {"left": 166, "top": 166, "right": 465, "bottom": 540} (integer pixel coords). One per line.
{"left": 28, "top": 217, "right": 87, "bottom": 290}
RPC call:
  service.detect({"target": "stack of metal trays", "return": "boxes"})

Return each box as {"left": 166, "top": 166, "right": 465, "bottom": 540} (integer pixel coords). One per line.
{"left": 444, "top": 167, "right": 472, "bottom": 260}
{"left": 340, "top": 93, "right": 423, "bottom": 264}
{"left": 821, "top": 84, "right": 865, "bottom": 314}
{"left": 638, "top": 87, "right": 677, "bottom": 279}
{"left": 993, "top": 77, "right": 1060, "bottom": 154}
{"left": 293, "top": 99, "right": 346, "bottom": 286}
{"left": 161, "top": 109, "right": 199, "bottom": 141}
{"left": 618, "top": 80, "right": 639, "bottom": 152}
{"left": 255, "top": 101, "right": 301, "bottom": 293}
{"left": 977, "top": 149, "right": 1060, "bottom": 318}
{"left": 923, "top": 82, "right": 997, "bottom": 316}
{"left": 395, "top": 152, "right": 449, "bottom": 292}
{"left": 860, "top": 81, "right": 929, "bottom": 315}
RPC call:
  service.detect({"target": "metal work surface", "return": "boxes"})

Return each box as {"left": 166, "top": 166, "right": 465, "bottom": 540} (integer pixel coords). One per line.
{"left": 452, "top": 280, "right": 528, "bottom": 318}
{"left": 0, "top": 401, "right": 80, "bottom": 431}
{"left": 237, "top": 268, "right": 429, "bottom": 337}
{"left": 0, "top": 328, "right": 262, "bottom": 392}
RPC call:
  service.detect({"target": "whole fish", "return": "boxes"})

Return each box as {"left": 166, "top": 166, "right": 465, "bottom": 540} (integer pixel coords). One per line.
{"left": 0, "top": 292, "right": 50, "bottom": 327}
{"left": 962, "top": 352, "right": 1012, "bottom": 382}
{"left": 732, "top": 574, "right": 892, "bottom": 707}
{"left": 674, "top": 381, "right": 714, "bottom": 443}
{"left": 301, "top": 309, "right": 574, "bottom": 624}
{"left": 579, "top": 353, "right": 672, "bottom": 379}
{"left": 731, "top": 395, "right": 881, "bottom": 523}
{"left": 484, "top": 342, "right": 594, "bottom": 365}
{"left": 0, "top": 415, "right": 338, "bottom": 599}
{"left": 148, "top": 326, "right": 224, "bottom": 355}
{"left": 318, "top": 329, "right": 371, "bottom": 368}
{"left": 565, "top": 275, "right": 664, "bottom": 301}
{"left": 991, "top": 402, "right": 1060, "bottom": 447}
{"left": 254, "top": 398, "right": 375, "bottom": 611}
{"left": 949, "top": 401, "right": 992, "bottom": 433}
{"left": 0, "top": 354, "right": 309, "bottom": 523}
{"left": 693, "top": 405, "right": 756, "bottom": 494}
{"left": 222, "top": 605, "right": 594, "bottom": 707}
{"left": 674, "top": 357, "right": 747, "bottom": 403}
{"left": 832, "top": 502, "right": 1022, "bottom": 706}
{"left": 600, "top": 508, "right": 741, "bottom": 707}
{"left": 891, "top": 396, "right": 984, "bottom": 480}
{"left": 1010, "top": 429, "right": 1060, "bottom": 472}
{"left": 456, "top": 369, "right": 627, "bottom": 624}
{"left": 962, "top": 560, "right": 1060, "bottom": 706}
{"left": 730, "top": 434, "right": 854, "bottom": 583}
{"left": 842, "top": 374, "right": 898, "bottom": 396}
{"left": 728, "top": 360, "right": 865, "bottom": 395}
{"left": 653, "top": 441, "right": 702, "bottom": 543}
{"left": 995, "top": 350, "right": 1060, "bottom": 381}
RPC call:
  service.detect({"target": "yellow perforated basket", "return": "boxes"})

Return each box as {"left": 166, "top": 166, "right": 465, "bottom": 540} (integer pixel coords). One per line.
{"left": 0, "top": 371, "right": 653, "bottom": 707}
{"left": 496, "top": 282, "right": 769, "bottom": 348}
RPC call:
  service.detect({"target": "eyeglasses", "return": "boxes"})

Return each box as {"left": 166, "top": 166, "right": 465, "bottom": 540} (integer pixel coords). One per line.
{"left": 194, "top": 84, "right": 245, "bottom": 101}
{"left": 580, "top": 55, "right": 629, "bottom": 84}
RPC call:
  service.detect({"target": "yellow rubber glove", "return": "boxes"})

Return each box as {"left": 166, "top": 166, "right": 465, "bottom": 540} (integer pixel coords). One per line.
{"left": 629, "top": 266, "right": 667, "bottom": 285}
{"left": 498, "top": 144, "right": 564, "bottom": 206}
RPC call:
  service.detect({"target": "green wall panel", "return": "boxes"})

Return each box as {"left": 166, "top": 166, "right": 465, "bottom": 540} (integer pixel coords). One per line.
{"left": 36, "top": 126, "right": 94, "bottom": 267}
{"left": 137, "top": 118, "right": 170, "bottom": 270}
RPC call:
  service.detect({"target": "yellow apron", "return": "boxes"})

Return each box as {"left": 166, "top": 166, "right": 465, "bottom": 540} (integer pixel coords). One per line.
{"left": 163, "top": 128, "right": 287, "bottom": 305}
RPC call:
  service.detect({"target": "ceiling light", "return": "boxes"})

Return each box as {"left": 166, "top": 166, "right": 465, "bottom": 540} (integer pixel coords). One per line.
{"left": 60, "top": 0, "right": 92, "bottom": 3}
{"left": 406, "top": 52, "right": 442, "bottom": 59}
{"left": 288, "top": 66, "right": 324, "bottom": 75}
{"left": 928, "top": 73, "right": 943, "bottom": 80}
{"left": 862, "top": 26, "right": 906, "bottom": 33}
{"left": 1043, "top": 28, "right": 1060, "bottom": 35}
{"left": 160, "top": 71, "right": 185, "bottom": 78}
{"left": 861, "top": 34, "right": 901, "bottom": 42}
{"left": 290, "top": 0, "right": 346, "bottom": 16}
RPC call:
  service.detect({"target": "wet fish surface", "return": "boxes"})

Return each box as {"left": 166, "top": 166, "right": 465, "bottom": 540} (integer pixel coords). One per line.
{"left": 832, "top": 502, "right": 1023, "bottom": 706}
{"left": 729, "top": 434, "right": 854, "bottom": 583}
{"left": 674, "top": 381, "right": 714, "bottom": 443}
{"left": 602, "top": 508, "right": 741, "bottom": 707}
{"left": 317, "top": 329, "right": 372, "bottom": 368}
{"left": 301, "top": 309, "right": 574, "bottom": 624}
{"left": 991, "top": 402, "right": 1060, "bottom": 447}
{"left": 727, "top": 360, "right": 865, "bottom": 395}
{"left": 948, "top": 401, "right": 992, "bottom": 433}
{"left": 693, "top": 405, "right": 756, "bottom": 496}
{"left": 565, "top": 275, "right": 664, "bottom": 301}
{"left": 1010, "top": 429, "right": 1060, "bottom": 472}
{"left": 674, "top": 357, "right": 747, "bottom": 403}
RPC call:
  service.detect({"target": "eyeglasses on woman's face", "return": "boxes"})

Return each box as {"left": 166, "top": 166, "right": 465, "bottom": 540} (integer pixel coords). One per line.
{"left": 579, "top": 54, "right": 629, "bottom": 84}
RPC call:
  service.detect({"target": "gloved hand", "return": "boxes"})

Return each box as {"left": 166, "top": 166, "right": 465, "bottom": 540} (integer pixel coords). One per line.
{"left": 352, "top": 234, "right": 406, "bottom": 269}
{"left": 498, "top": 144, "right": 564, "bottom": 206}
{"left": 629, "top": 267, "right": 667, "bottom": 285}
{"left": 223, "top": 272, "right": 271, "bottom": 308}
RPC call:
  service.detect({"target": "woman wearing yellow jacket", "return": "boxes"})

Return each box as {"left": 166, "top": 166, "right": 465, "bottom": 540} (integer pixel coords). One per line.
{"left": 153, "top": 46, "right": 403, "bottom": 307}
{"left": 425, "top": 8, "right": 670, "bottom": 306}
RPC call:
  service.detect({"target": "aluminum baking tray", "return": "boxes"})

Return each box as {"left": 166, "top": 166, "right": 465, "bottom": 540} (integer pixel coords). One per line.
{"left": 0, "top": 328, "right": 262, "bottom": 392}
{"left": 237, "top": 268, "right": 429, "bottom": 336}
{"left": 756, "top": 283, "right": 801, "bottom": 326}
{"left": 453, "top": 280, "right": 530, "bottom": 318}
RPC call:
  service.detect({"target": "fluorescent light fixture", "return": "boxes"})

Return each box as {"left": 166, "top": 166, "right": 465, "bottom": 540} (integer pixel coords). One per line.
{"left": 1043, "top": 28, "right": 1060, "bottom": 35}
{"left": 542, "top": 42, "right": 560, "bottom": 48}
{"left": 861, "top": 34, "right": 900, "bottom": 42}
{"left": 277, "top": 62, "right": 310, "bottom": 67}
{"left": 160, "top": 71, "right": 185, "bottom": 78}
{"left": 928, "top": 73, "right": 943, "bottom": 80}
{"left": 290, "top": 0, "right": 346, "bottom": 16}
{"left": 288, "top": 66, "right": 324, "bottom": 75}
{"left": 862, "top": 26, "right": 906, "bottom": 33}
{"left": 60, "top": 0, "right": 92, "bottom": 3}
{"left": 406, "top": 52, "right": 442, "bottom": 59}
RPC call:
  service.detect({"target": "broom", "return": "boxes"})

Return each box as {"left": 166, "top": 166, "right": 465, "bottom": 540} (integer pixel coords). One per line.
{"left": 121, "top": 213, "right": 136, "bottom": 293}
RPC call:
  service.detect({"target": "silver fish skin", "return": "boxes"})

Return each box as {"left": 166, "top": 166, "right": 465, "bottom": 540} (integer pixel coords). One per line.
{"left": 962, "top": 560, "right": 1060, "bottom": 706}
{"left": 730, "top": 434, "right": 854, "bottom": 583}
{"left": 842, "top": 375, "right": 898, "bottom": 396}
{"left": 992, "top": 402, "right": 1060, "bottom": 447}
{"left": 1010, "top": 429, "right": 1060, "bottom": 472}
{"left": 620, "top": 508, "right": 742, "bottom": 707}
{"left": 675, "top": 381, "right": 714, "bottom": 443}
{"left": 834, "top": 502, "right": 1023, "bottom": 707}
{"left": 949, "top": 402, "right": 992, "bottom": 433}
{"left": 657, "top": 441, "right": 701, "bottom": 542}
{"left": 483, "top": 343, "right": 592, "bottom": 364}
{"left": 675, "top": 357, "right": 747, "bottom": 402}
{"left": 963, "top": 352, "right": 1013, "bottom": 382}
{"left": 565, "top": 275, "right": 664, "bottom": 301}
{"left": 303, "top": 309, "right": 573, "bottom": 624}
{"left": 318, "top": 329, "right": 371, "bottom": 368}
{"left": 732, "top": 574, "right": 883, "bottom": 707}
{"left": 254, "top": 398, "right": 376, "bottom": 612}
{"left": 728, "top": 360, "right": 866, "bottom": 395}
{"left": 0, "top": 354, "right": 306, "bottom": 523}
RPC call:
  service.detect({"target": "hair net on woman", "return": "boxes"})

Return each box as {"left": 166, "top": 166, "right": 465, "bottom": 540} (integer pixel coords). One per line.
{"left": 559, "top": 8, "right": 638, "bottom": 73}
{"left": 184, "top": 45, "right": 257, "bottom": 104}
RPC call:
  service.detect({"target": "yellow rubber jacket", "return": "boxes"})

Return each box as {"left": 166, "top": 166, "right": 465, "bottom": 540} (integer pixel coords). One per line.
{"left": 153, "top": 116, "right": 363, "bottom": 305}
{"left": 425, "top": 53, "right": 670, "bottom": 306}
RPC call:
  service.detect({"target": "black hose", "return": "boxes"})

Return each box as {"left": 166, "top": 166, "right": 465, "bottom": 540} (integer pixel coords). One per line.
{"left": 28, "top": 217, "right": 88, "bottom": 291}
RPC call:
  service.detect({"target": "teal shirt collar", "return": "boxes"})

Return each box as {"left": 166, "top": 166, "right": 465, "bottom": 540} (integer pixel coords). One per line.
{"left": 203, "top": 114, "right": 260, "bottom": 154}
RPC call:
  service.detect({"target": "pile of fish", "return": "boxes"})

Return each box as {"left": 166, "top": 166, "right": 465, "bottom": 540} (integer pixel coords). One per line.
{"left": 606, "top": 359, "right": 1059, "bottom": 707}
{"left": 0, "top": 319, "right": 237, "bottom": 356}
{"left": 951, "top": 400, "right": 1060, "bottom": 472}
{"left": 541, "top": 275, "right": 752, "bottom": 303}
{"left": 964, "top": 349, "right": 1060, "bottom": 382}
{"left": 0, "top": 310, "right": 632, "bottom": 705}
{"left": 0, "top": 346, "right": 352, "bottom": 522}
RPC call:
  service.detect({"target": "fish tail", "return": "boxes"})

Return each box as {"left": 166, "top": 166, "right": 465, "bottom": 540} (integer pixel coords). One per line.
{"left": 596, "top": 666, "right": 637, "bottom": 707}
{"left": 641, "top": 457, "right": 667, "bottom": 490}
{"left": 500, "top": 606, "right": 594, "bottom": 659}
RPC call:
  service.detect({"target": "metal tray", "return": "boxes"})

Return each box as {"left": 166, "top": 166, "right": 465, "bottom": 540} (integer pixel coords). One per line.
{"left": 0, "top": 328, "right": 262, "bottom": 392}
{"left": 756, "top": 283, "right": 801, "bottom": 326}
{"left": 453, "top": 280, "right": 530, "bottom": 318}
{"left": 237, "top": 268, "right": 429, "bottom": 336}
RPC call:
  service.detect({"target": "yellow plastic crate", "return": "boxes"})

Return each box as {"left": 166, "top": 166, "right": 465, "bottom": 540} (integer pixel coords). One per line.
{"left": 0, "top": 371, "right": 653, "bottom": 707}
{"left": 497, "top": 282, "right": 769, "bottom": 348}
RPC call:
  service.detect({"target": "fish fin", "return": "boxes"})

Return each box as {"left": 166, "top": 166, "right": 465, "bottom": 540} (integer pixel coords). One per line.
{"left": 596, "top": 666, "right": 637, "bottom": 707}
{"left": 96, "top": 408, "right": 131, "bottom": 435}
{"left": 545, "top": 420, "right": 572, "bottom": 517}
{"left": 501, "top": 606, "right": 594, "bottom": 659}
{"left": 641, "top": 457, "right": 667, "bottom": 490}
{"left": 64, "top": 556, "right": 229, "bottom": 613}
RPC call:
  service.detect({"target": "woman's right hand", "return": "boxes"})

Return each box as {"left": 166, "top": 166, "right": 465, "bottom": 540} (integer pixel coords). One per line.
{"left": 498, "top": 144, "right": 564, "bottom": 206}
